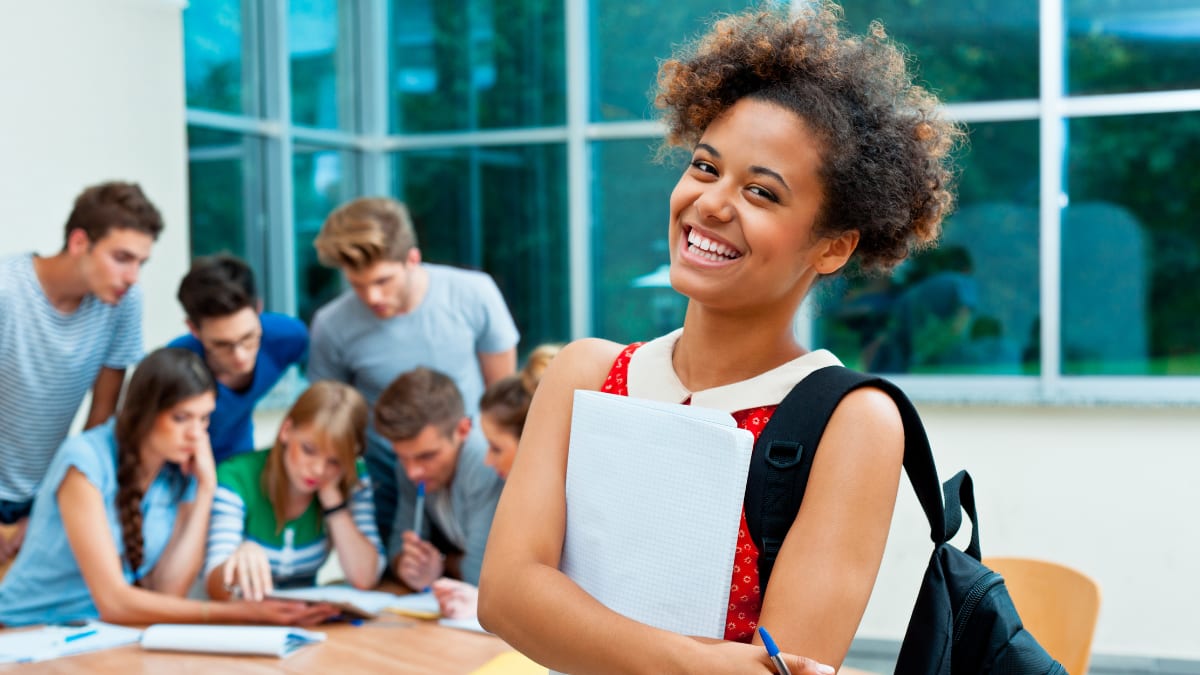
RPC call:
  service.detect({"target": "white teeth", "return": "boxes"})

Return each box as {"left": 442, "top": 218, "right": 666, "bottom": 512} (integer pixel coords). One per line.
{"left": 686, "top": 230, "right": 741, "bottom": 260}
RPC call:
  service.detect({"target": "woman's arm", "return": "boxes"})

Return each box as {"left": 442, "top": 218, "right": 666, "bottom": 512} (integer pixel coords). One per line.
{"left": 146, "top": 435, "right": 218, "bottom": 596}
{"left": 320, "top": 480, "right": 383, "bottom": 589}
{"left": 478, "top": 339, "right": 706, "bottom": 675}
{"left": 57, "top": 468, "right": 337, "bottom": 626}
{"left": 755, "top": 387, "right": 905, "bottom": 668}
{"left": 143, "top": 484, "right": 214, "bottom": 596}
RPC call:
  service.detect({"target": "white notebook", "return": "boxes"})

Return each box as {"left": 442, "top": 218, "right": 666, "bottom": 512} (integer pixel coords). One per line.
{"left": 0, "top": 621, "right": 141, "bottom": 664}
{"left": 560, "top": 390, "right": 754, "bottom": 641}
{"left": 268, "top": 585, "right": 413, "bottom": 619}
{"left": 140, "top": 624, "right": 325, "bottom": 658}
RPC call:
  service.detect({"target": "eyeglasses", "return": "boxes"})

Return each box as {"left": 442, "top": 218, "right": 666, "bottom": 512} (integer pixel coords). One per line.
{"left": 204, "top": 330, "right": 262, "bottom": 356}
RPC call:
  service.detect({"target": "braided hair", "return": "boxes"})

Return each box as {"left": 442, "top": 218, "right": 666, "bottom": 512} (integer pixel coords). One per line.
{"left": 113, "top": 348, "right": 214, "bottom": 581}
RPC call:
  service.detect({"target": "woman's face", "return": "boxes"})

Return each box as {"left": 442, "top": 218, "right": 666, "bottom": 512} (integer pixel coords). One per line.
{"left": 279, "top": 420, "right": 343, "bottom": 495}
{"left": 145, "top": 392, "right": 215, "bottom": 466}
{"left": 667, "top": 97, "right": 846, "bottom": 313}
{"left": 480, "top": 412, "right": 519, "bottom": 480}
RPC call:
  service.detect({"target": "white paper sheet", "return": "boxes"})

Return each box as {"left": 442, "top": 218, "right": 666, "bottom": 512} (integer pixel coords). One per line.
{"left": 560, "top": 391, "right": 754, "bottom": 641}
{"left": 140, "top": 624, "right": 325, "bottom": 658}
{"left": 0, "top": 621, "right": 141, "bottom": 664}
{"left": 269, "top": 585, "right": 412, "bottom": 618}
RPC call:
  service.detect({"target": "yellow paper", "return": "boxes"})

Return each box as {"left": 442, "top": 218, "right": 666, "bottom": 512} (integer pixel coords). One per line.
{"left": 382, "top": 606, "right": 441, "bottom": 620}
{"left": 469, "top": 650, "right": 546, "bottom": 675}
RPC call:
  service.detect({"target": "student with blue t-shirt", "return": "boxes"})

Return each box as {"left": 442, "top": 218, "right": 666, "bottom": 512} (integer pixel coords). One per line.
{"left": 0, "top": 181, "right": 161, "bottom": 567}
{"left": 308, "top": 197, "right": 520, "bottom": 552}
{"left": 0, "top": 348, "right": 337, "bottom": 628}
{"left": 169, "top": 254, "right": 308, "bottom": 463}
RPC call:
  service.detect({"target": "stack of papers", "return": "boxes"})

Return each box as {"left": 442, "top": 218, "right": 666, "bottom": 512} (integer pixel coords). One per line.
{"left": 0, "top": 621, "right": 142, "bottom": 664}
{"left": 268, "top": 585, "right": 414, "bottom": 620}
{"left": 140, "top": 624, "right": 325, "bottom": 658}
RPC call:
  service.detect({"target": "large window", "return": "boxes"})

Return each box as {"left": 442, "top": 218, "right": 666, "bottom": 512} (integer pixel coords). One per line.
{"left": 185, "top": 0, "right": 1200, "bottom": 402}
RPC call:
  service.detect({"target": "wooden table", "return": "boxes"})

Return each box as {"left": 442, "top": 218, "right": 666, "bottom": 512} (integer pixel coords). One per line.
{"left": 2, "top": 616, "right": 879, "bottom": 674}
{"left": 2, "top": 616, "right": 512, "bottom": 674}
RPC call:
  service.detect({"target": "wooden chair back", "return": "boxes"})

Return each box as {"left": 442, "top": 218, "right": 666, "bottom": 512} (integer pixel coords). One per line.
{"left": 984, "top": 556, "right": 1101, "bottom": 675}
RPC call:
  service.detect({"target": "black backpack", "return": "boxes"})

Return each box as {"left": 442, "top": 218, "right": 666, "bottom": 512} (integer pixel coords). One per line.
{"left": 744, "top": 365, "right": 1067, "bottom": 675}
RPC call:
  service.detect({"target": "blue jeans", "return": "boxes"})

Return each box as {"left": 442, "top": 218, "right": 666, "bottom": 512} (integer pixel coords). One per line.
{"left": 0, "top": 498, "right": 32, "bottom": 525}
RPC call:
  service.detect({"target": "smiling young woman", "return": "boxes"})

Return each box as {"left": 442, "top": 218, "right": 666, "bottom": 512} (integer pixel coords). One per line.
{"left": 477, "top": 4, "right": 962, "bottom": 674}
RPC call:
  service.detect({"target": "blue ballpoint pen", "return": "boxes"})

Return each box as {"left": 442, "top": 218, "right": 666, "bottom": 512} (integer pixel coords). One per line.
{"left": 758, "top": 626, "right": 792, "bottom": 675}
{"left": 63, "top": 628, "right": 98, "bottom": 644}
{"left": 413, "top": 480, "right": 425, "bottom": 537}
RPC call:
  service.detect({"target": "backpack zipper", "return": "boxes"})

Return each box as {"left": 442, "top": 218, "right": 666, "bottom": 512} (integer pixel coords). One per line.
{"left": 953, "top": 571, "right": 1004, "bottom": 644}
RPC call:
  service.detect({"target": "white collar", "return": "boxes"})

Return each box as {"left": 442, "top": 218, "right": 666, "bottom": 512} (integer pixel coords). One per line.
{"left": 626, "top": 328, "right": 842, "bottom": 413}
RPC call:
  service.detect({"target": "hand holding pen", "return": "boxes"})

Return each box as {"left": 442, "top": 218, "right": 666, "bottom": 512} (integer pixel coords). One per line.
{"left": 757, "top": 626, "right": 837, "bottom": 675}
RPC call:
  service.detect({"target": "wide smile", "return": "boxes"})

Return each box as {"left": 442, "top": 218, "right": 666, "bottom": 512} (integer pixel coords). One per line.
{"left": 682, "top": 226, "right": 744, "bottom": 264}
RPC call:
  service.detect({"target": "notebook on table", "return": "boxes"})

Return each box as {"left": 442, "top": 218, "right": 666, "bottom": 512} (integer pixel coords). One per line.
{"left": 0, "top": 621, "right": 141, "bottom": 664}
{"left": 267, "top": 584, "right": 414, "bottom": 620}
{"left": 140, "top": 624, "right": 325, "bottom": 658}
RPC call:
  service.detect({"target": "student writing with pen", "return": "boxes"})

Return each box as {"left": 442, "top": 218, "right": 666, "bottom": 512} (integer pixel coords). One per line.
{"left": 0, "top": 349, "right": 332, "bottom": 627}
{"left": 373, "top": 368, "right": 503, "bottom": 593}
{"left": 204, "top": 381, "right": 384, "bottom": 602}
{"left": 477, "top": 3, "right": 962, "bottom": 673}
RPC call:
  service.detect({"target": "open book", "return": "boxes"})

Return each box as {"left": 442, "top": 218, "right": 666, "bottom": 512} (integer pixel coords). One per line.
{"left": 140, "top": 624, "right": 325, "bottom": 658}
{"left": 560, "top": 391, "right": 754, "bottom": 640}
{"left": 267, "top": 585, "right": 415, "bottom": 620}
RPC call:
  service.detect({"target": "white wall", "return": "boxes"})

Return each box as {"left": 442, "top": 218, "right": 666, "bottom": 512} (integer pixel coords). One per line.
{"left": 0, "top": 0, "right": 189, "bottom": 355}
{"left": 858, "top": 404, "right": 1200, "bottom": 661}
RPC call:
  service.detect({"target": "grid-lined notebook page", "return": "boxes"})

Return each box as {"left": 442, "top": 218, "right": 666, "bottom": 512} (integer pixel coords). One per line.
{"left": 560, "top": 390, "right": 754, "bottom": 643}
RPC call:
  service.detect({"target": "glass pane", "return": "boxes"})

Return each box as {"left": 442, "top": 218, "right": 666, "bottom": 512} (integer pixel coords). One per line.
{"left": 591, "top": 139, "right": 688, "bottom": 344}
{"left": 1067, "top": 0, "right": 1200, "bottom": 95}
{"left": 390, "top": 0, "right": 566, "bottom": 133}
{"left": 393, "top": 144, "right": 569, "bottom": 352}
{"left": 188, "top": 127, "right": 255, "bottom": 259}
{"left": 842, "top": 1, "right": 1039, "bottom": 103}
{"left": 813, "top": 121, "right": 1041, "bottom": 374}
{"left": 184, "top": 0, "right": 246, "bottom": 113}
{"left": 291, "top": 0, "right": 349, "bottom": 129}
{"left": 1064, "top": 112, "right": 1200, "bottom": 375}
{"left": 294, "top": 146, "right": 356, "bottom": 324}
{"left": 591, "top": 1, "right": 748, "bottom": 122}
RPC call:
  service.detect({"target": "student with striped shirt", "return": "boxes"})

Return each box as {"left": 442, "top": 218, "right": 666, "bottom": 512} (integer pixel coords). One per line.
{"left": 0, "top": 182, "right": 161, "bottom": 567}
{"left": 205, "top": 381, "right": 385, "bottom": 601}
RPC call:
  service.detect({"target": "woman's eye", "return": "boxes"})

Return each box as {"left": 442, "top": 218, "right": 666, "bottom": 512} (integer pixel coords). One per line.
{"left": 172, "top": 414, "right": 188, "bottom": 424}
{"left": 748, "top": 185, "right": 779, "bottom": 203}
{"left": 690, "top": 159, "right": 717, "bottom": 175}
{"left": 301, "top": 444, "right": 317, "bottom": 456}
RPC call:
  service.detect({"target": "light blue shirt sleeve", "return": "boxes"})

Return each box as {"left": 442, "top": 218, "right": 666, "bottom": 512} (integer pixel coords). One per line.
{"left": 472, "top": 275, "right": 519, "bottom": 355}
{"left": 307, "top": 307, "right": 351, "bottom": 384}
{"left": 104, "top": 284, "right": 145, "bottom": 369}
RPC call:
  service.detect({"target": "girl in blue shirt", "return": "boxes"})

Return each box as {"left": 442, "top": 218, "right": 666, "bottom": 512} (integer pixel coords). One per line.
{"left": 0, "top": 347, "right": 336, "bottom": 627}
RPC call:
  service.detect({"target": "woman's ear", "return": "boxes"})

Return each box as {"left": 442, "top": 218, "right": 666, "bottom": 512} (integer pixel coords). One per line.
{"left": 278, "top": 418, "right": 293, "bottom": 445}
{"left": 814, "top": 230, "right": 860, "bottom": 275}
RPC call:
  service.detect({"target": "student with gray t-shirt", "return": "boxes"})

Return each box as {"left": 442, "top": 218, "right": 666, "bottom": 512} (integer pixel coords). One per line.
{"left": 308, "top": 196, "right": 519, "bottom": 553}
{"left": 0, "top": 181, "right": 163, "bottom": 566}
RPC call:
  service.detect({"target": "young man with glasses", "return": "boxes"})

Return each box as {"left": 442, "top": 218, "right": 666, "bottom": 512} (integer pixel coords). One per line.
{"left": 169, "top": 254, "right": 308, "bottom": 463}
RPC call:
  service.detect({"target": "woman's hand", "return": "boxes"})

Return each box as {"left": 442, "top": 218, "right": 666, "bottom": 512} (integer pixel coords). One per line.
{"left": 398, "top": 530, "right": 444, "bottom": 591}
{"left": 700, "top": 640, "right": 836, "bottom": 674}
{"left": 222, "top": 541, "right": 274, "bottom": 601}
{"left": 183, "top": 432, "right": 217, "bottom": 492}
{"left": 239, "top": 599, "right": 340, "bottom": 627}
{"left": 316, "top": 475, "right": 345, "bottom": 512}
{"left": 431, "top": 577, "right": 479, "bottom": 619}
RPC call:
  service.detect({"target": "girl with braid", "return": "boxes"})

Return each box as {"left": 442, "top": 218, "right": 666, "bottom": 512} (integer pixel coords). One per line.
{"left": 0, "top": 348, "right": 335, "bottom": 627}
{"left": 479, "top": 3, "right": 961, "bottom": 673}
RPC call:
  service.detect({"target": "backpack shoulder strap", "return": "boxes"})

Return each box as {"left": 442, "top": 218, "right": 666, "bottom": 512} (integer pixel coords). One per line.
{"left": 745, "top": 366, "right": 947, "bottom": 591}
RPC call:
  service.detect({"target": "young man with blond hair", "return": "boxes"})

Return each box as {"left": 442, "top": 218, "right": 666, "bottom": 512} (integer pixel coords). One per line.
{"left": 307, "top": 197, "right": 518, "bottom": 551}
{"left": 0, "top": 181, "right": 162, "bottom": 565}
{"left": 373, "top": 367, "right": 502, "bottom": 590}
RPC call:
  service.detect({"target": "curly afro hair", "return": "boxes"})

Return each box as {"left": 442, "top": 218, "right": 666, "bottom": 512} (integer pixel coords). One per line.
{"left": 655, "top": 2, "right": 963, "bottom": 274}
